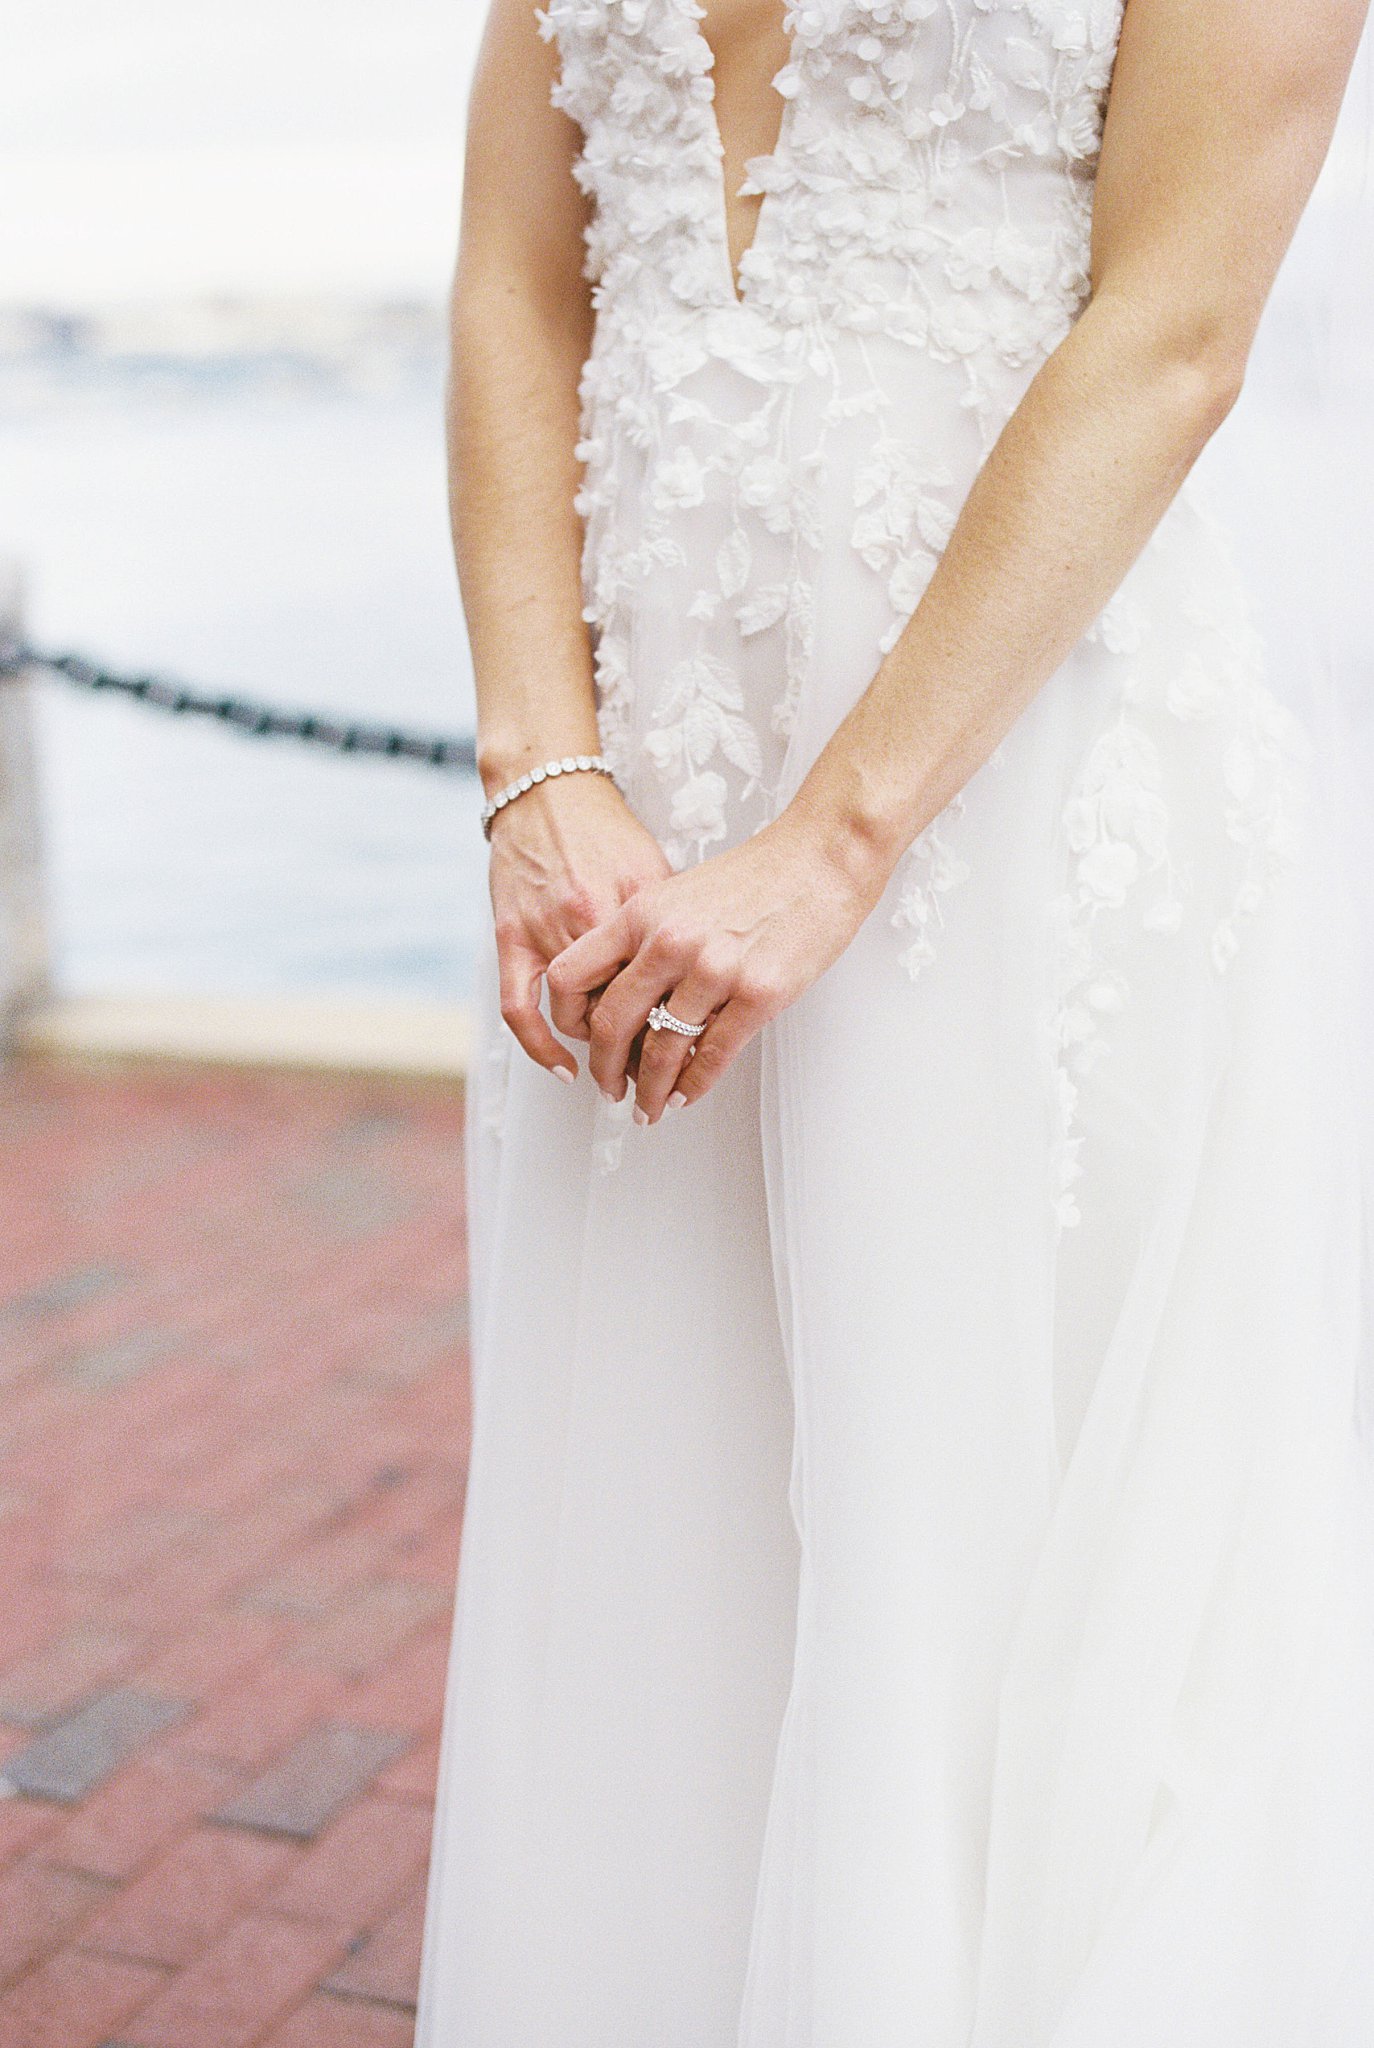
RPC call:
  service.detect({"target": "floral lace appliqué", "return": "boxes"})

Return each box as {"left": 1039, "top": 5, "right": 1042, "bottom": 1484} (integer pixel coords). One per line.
{"left": 1048, "top": 557, "right": 1309, "bottom": 1230}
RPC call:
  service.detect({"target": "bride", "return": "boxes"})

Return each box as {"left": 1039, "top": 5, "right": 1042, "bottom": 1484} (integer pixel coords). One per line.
{"left": 417, "top": 2, "right": 1374, "bottom": 2042}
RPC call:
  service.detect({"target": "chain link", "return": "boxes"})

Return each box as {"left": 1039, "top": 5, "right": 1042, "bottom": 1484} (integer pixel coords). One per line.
{"left": 0, "top": 642, "right": 477, "bottom": 773}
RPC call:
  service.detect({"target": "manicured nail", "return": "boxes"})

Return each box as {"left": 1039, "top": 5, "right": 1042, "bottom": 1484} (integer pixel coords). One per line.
{"left": 632, "top": 1105, "right": 649, "bottom": 1127}
{"left": 668, "top": 1092, "right": 687, "bottom": 1110}
{"left": 553, "top": 1065, "right": 576, "bottom": 1086}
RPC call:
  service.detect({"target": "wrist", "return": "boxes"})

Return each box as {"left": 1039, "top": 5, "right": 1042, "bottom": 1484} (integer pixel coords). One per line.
{"left": 782, "top": 768, "right": 910, "bottom": 903}
{"left": 483, "top": 754, "right": 624, "bottom": 845}
{"left": 476, "top": 728, "right": 603, "bottom": 800}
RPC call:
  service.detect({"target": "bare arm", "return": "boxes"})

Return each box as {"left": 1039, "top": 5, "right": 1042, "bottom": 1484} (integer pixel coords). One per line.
{"left": 454, "top": 0, "right": 594, "bottom": 781}
{"left": 458, "top": 0, "right": 671, "bottom": 1080}
{"left": 551, "top": 0, "right": 1368, "bottom": 1120}
{"left": 786, "top": 0, "right": 1370, "bottom": 871}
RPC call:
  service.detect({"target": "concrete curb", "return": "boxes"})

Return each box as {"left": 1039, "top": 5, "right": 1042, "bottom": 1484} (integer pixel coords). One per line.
{"left": 15, "top": 993, "right": 473, "bottom": 1080}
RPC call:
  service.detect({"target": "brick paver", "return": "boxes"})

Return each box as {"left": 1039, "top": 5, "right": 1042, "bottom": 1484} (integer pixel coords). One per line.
{"left": 0, "top": 1060, "right": 469, "bottom": 2044}
{"left": 267, "top": 1794, "right": 432, "bottom": 1937}
{"left": 80, "top": 1823, "right": 297, "bottom": 1968}
{"left": 324, "top": 1878, "right": 429, "bottom": 2009}
{"left": 0, "top": 1945, "right": 168, "bottom": 2048}
{"left": 0, "top": 1858, "right": 113, "bottom": 1990}
{"left": 4, "top": 1688, "right": 190, "bottom": 1802}
{"left": 0, "top": 1621, "right": 144, "bottom": 1729}
{"left": 215, "top": 1721, "right": 412, "bottom": 1839}
{"left": 115, "top": 1911, "right": 351, "bottom": 2048}
{"left": 267, "top": 1992, "right": 419, "bottom": 2048}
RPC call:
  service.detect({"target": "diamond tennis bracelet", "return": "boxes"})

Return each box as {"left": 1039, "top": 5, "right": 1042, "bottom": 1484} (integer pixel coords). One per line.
{"left": 480, "top": 755, "right": 617, "bottom": 840}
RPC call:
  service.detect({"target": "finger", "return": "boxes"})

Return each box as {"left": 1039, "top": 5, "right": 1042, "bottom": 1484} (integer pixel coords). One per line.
{"left": 544, "top": 910, "right": 606, "bottom": 1043}
{"left": 633, "top": 983, "right": 715, "bottom": 1125}
{"left": 585, "top": 915, "right": 702, "bottom": 1097}
{"left": 547, "top": 904, "right": 638, "bottom": 1002}
{"left": 548, "top": 973, "right": 599, "bottom": 1042}
{"left": 498, "top": 939, "right": 577, "bottom": 1083}
{"left": 585, "top": 951, "right": 672, "bottom": 1098}
{"left": 547, "top": 910, "right": 639, "bottom": 1067}
{"left": 667, "top": 997, "right": 761, "bottom": 1108}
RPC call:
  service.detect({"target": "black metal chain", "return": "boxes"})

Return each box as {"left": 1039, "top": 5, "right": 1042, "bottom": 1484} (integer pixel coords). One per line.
{"left": 0, "top": 642, "right": 477, "bottom": 773}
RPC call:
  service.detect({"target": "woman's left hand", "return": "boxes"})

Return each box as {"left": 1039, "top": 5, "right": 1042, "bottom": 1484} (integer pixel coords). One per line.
{"left": 545, "top": 809, "right": 887, "bottom": 1124}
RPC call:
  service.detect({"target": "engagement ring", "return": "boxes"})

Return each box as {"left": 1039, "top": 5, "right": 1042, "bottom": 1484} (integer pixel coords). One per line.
{"left": 647, "top": 1005, "right": 707, "bottom": 1039}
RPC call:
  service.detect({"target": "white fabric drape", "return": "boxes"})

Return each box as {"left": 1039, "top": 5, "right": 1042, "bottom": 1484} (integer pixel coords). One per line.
{"left": 417, "top": 10, "right": 1374, "bottom": 2043}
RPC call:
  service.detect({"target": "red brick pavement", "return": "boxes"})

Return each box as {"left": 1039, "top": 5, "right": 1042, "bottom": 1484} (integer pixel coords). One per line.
{"left": 0, "top": 1058, "right": 471, "bottom": 2047}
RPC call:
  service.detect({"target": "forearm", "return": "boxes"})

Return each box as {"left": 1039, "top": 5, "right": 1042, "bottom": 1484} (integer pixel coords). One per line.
{"left": 451, "top": 268, "right": 600, "bottom": 795}
{"left": 789, "top": 292, "right": 1241, "bottom": 881}
{"left": 788, "top": 0, "right": 1368, "bottom": 887}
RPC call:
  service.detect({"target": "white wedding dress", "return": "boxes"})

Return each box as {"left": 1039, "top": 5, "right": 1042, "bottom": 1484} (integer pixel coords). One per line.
{"left": 417, "top": 4, "right": 1374, "bottom": 2043}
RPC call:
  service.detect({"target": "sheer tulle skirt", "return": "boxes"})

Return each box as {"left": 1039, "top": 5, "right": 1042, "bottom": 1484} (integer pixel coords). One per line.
{"left": 416, "top": 347, "right": 1374, "bottom": 2045}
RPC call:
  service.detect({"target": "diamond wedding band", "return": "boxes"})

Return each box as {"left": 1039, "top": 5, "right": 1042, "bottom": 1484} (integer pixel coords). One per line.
{"left": 648, "top": 1005, "right": 707, "bottom": 1039}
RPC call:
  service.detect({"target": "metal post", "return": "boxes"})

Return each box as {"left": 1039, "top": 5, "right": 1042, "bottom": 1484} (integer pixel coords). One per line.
{"left": 0, "top": 560, "right": 50, "bottom": 1047}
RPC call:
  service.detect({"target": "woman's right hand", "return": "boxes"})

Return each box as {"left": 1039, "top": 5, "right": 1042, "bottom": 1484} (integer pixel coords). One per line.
{"left": 487, "top": 770, "right": 672, "bottom": 1083}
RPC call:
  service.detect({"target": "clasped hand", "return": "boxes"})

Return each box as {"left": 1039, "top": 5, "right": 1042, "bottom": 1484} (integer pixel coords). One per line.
{"left": 546, "top": 810, "right": 880, "bottom": 1125}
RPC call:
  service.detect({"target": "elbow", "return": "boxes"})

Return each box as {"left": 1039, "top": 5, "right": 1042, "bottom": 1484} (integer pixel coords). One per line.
{"left": 1178, "top": 306, "right": 1252, "bottom": 426}
{"left": 1139, "top": 306, "right": 1252, "bottom": 442}
{"left": 1163, "top": 342, "right": 1248, "bottom": 445}
{"left": 1087, "top": 283, "right": 1252, "bottom": 446}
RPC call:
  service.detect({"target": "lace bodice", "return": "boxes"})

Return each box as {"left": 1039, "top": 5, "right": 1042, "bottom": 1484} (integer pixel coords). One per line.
{"left": 543, "top": 0, "right": 1123, "bottom": 380}
{"left": 528, "top": 0, "right": 1304, "bottom": 1206}
{"left": 540, "top": 0, "right": 1130, "bottom": 868}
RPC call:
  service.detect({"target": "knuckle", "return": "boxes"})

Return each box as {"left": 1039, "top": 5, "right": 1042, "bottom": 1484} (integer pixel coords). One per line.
{"left": 588, "top": 1010, "right": 618, "bottom": 1054}
{"left": 736, "top": 972, "right": 778, "bottom": 1013}
{"left": 618, "top": 893, "right": 651, "bottom": 946}
{"left": 646, "top": 921, "right": 688, "bottom": 966}
{"left": 560, "top": 886, "right": 597, "bottom": 929}
{"left": 692, "top": 1036, "right": 730, "bottom": 1074}
{"left": 698, "top": 942, "right": 735, "bottom": 988}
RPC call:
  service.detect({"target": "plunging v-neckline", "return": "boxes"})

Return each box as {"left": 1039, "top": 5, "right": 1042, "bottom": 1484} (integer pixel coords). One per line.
{"left": 688, "top": 0, "right": 797, "bottom": 308}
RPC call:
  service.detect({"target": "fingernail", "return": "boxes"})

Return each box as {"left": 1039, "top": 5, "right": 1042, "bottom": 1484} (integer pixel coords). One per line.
{"left": 668, "top": 1092, "right": 687, "bottom": 1110}
{"left": 632, "top": 1105, "right": 649, "bottom": 1127}
{"left": 553, "top": 1065, "right": 576, "bottom": 1086}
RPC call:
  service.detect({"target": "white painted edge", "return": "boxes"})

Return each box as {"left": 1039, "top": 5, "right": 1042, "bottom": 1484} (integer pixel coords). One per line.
{"left": 16, "top": 993, "right": 473, "bottom": 1079}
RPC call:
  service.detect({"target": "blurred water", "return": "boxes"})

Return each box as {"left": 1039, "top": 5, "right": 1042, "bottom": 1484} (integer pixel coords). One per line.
{"left": 0, "top": 269, "right": 1368, "bottom": 1014}
{"left": 0, "top": 366, "right": 487, "bottom": 1001}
